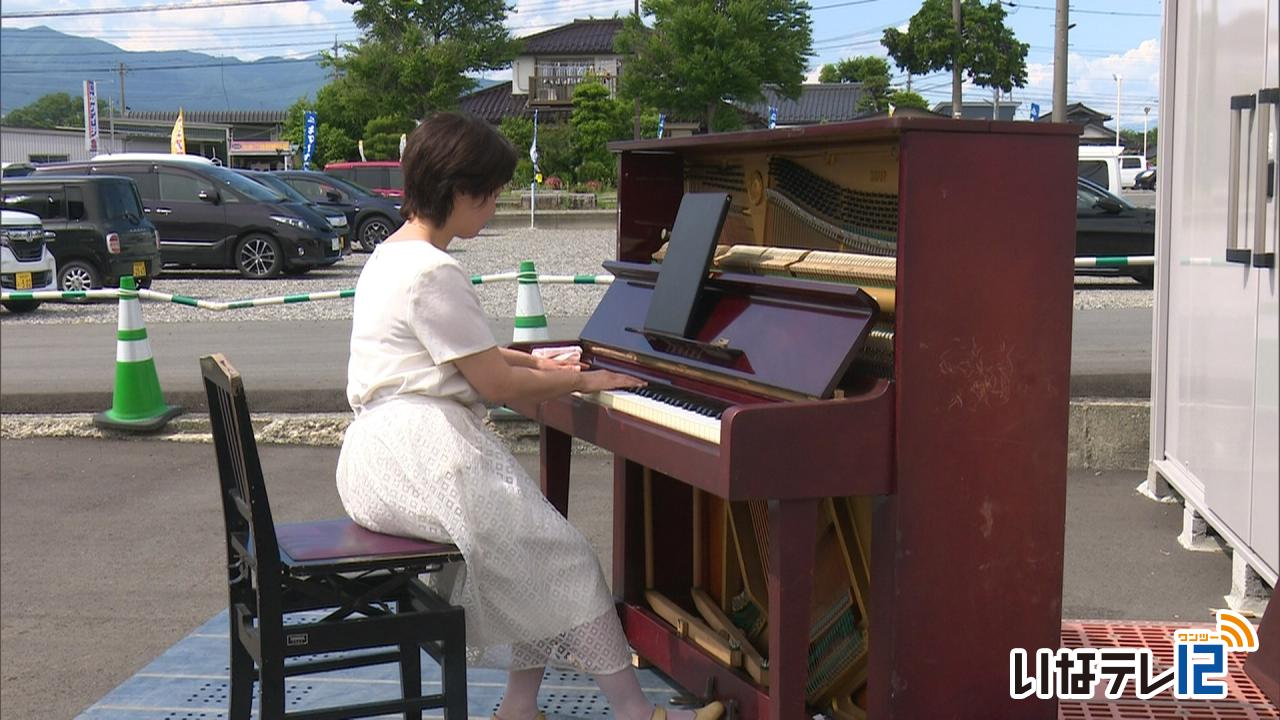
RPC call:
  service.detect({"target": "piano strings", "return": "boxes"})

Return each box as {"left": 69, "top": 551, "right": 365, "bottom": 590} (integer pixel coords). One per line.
{"left": 652, "top": 243, "right": 897, "bottom": 379}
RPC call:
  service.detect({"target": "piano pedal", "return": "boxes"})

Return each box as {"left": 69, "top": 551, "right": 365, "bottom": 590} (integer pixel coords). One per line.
{"left": 668, "top": 676, "right": 735, "bottom": 719}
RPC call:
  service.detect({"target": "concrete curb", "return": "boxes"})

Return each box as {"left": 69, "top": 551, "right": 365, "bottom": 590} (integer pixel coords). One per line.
{"left": 2, "top": 398, "right": 1151, "bottom": 471}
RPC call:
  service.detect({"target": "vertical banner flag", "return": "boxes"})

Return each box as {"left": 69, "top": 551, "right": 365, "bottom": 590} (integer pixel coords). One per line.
{"left": 656, "top": 113, "right": 666, "bottom": 139}
{"left": 530, "top": 109, "right": 542, "bottom": 184}
{"left": 170, "top": 108, "right": 186, "bottom": 154}
{"left": 767, "top": 106, "right": 778, "bottom": 129}
{"left": 302, "top": 111, "right": 317, "bottom": 170}
{"left": 357, "top": 139, "right": 367, "bottom": 162}
{"left": 1030, "top": 102, "right": 1041, "bottom": 121}
{"left": 83, "top": 80, "right": 100, "bottom": 153}
{"left": 398, "top": 133, "right": 407, "bottom": 159}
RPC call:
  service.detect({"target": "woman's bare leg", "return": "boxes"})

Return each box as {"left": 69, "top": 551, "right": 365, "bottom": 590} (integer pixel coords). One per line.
{"left": 495, "top": 666, "right": 545, "bottom": 720}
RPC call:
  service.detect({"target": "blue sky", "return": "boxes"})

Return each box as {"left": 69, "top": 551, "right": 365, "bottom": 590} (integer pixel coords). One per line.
{"left": 0, "top": 0, "right": 1163, "bottom": 127}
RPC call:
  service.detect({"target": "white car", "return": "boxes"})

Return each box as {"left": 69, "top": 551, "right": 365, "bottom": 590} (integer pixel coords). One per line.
{"left": 1, "top": 209, "right": 58, "bottom": 313}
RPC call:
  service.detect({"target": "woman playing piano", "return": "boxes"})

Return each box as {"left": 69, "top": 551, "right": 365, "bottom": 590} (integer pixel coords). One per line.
{"left": 336, "top": 112, "right": 723, "bottom": 720}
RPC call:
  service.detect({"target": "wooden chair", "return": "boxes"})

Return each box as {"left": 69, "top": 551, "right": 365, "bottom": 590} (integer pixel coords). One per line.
{"left": 201, "top": 353, "right": 468, "bottom": 719}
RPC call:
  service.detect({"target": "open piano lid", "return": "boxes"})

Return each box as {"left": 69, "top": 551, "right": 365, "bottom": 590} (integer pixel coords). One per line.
{"left": 581, "top": 260, "right": 881, "bottom": 400}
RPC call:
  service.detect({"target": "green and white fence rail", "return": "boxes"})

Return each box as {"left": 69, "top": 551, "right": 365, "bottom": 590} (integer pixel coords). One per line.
{"left": 3, "top": 258, "right": 1157, "bottom": 307}
{"left": 1074, "top": 255, "right": 1155, "bottom": 268}
{"left": 1, "top": 271, "right": 615, "bottom": 309}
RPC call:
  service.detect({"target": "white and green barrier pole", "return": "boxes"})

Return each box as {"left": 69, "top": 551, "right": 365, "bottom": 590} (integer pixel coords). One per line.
{"left": 0, "top": 271, "right": 614, "bottom": 309}
{"left": 1074, "top": 256, "right": 1155, "bottom": 269}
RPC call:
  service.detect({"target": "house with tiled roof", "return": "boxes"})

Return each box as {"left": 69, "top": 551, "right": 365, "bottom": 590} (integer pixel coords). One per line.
{"left": 931, "top": 100, "right": 1021, "bottom": 122}
{"left": 1034, "top": 102, "right": 1119, "bottom": 145}
{"left": 461, "top": 18, "right": 626, "bottom": 122}
{"left": 730, "top": 83, "right": 866, "bottom": 128}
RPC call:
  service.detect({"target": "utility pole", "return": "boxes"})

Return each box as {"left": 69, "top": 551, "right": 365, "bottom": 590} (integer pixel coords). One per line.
{"left": 331, "top": 35, "right": 339, "bottom": 81}
{"left": 951, "top": 0, "right": 962, "bottom": 118}
{"left": 1143, "top": 105, "right": 1151, "bottom": 160}
{"left": 632, "top": 0, "right": 641, "bottom": 139}
{"left": 1052, "top": 0, "right": 1068, "bottom": 122}
{"left": 118, "top": 63, "right": 127, "bottom": 116}
{"left": 1113, "top": 74, "right": 1122, "bottom": 149}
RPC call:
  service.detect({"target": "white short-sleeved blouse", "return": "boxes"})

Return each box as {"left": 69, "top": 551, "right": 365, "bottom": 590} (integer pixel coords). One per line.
{"left": 346, "top": 241, "right": 496, "bottom": 415}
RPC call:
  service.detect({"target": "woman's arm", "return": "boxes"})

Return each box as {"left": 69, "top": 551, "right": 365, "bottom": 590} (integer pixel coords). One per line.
{"left": 500, "top": 346, "right": 583, "bottom": 371}
{"left": 499, "top": 347, "right": 539, "bottom": 368}
{"left": 454, "top": 348, "right": 644, "bottom": 405}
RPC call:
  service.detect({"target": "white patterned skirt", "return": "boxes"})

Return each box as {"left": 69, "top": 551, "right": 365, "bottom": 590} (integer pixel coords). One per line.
{"left": 335, "top": 394, "right": 632, "bottom": 674}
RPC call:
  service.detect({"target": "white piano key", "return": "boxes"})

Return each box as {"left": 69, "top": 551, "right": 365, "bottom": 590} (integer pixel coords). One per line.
{"left": 577, "top": 389, "right": 723, "bottom": 445}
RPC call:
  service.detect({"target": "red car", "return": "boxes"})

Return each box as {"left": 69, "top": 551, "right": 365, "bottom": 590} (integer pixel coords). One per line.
{"left": 322, "top": 161, "right": 403, "bottom": 199}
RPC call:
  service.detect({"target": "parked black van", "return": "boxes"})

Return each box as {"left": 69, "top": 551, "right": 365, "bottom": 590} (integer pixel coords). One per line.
{"left": 1, "top": 175, "right": 162, "bottom": 290}
{"left": 273, "top": 170, "right": 404, "bottom": 252}
{"left": 35, "top": 155, "right": 342, "bottom": 278}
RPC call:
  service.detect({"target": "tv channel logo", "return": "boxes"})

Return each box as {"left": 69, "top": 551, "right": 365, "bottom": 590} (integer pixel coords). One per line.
{"left": 1010, "top": 610, "right": 1260, "bottom": 700}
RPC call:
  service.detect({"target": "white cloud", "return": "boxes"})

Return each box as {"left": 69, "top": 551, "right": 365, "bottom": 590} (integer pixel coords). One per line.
{"left": 1013, "top": 38, "right": 1160, "bottom": 126}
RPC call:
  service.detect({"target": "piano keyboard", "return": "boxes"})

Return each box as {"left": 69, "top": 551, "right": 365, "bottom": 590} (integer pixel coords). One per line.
{"left": 577, "top": 384, "right": 729, "bottom": 444}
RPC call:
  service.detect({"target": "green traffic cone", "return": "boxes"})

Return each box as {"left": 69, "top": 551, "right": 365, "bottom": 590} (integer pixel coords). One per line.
{"left": 93, "top": 276, "right": 183, "bottom": 432}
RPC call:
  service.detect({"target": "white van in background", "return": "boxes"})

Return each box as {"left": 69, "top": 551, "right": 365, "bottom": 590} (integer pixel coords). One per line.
{"left": 1118, "top": 155, "right": 1149, "bottom": 188}
{"left": 1, "top": 209, "right": 58, "bottom": 313}
{"left": 1077, "top": 145, "right": 1123, "bottom": 195}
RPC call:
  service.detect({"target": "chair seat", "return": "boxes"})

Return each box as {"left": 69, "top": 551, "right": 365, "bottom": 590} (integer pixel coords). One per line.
{"left": 277, "top": 518, "right": 462, "bottom": 572}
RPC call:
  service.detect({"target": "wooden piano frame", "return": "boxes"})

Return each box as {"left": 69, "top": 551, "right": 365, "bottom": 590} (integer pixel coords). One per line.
{"left": 509, "top": 118, "right": 1080, "bottom": 719}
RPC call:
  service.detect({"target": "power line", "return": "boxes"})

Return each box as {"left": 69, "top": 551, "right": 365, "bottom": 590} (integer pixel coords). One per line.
{"left": 998, "top": 1, "right": 1159, "bottom": 18}
{"left": 2, "top": 21, "right": 355, "bottom": 40}
{"left": 811, "top": 0, "right": 885, "bottom": 10}
{"left": 0, "top": 56, "right": 316, "bottom": 74}
{"left": 1, "top": 0, "right": 321, "bottom": 19}
{"left": 0, "top": 38, "right": 357, "bottom": 59}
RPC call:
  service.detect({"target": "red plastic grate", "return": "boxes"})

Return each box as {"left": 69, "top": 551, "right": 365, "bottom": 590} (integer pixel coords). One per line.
{"left": 1058, "top": 620, "right": 1279, "bottom": 719}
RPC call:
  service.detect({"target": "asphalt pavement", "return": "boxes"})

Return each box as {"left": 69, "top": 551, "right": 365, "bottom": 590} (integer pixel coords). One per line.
{"left": 0, "top": 436, "right": 1232, "bottom": 720}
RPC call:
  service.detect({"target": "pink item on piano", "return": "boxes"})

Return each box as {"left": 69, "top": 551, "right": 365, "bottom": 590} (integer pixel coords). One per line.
{"left": 531, "top": 345, "right": 583, "bottom": 364}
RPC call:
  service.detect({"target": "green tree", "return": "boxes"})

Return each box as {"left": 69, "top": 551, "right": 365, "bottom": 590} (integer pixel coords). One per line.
{"left": 2, "top": 91, "right": 109, "bottom": 129}
{"left": 819, "top": 56, "right": 892, "bottom": 112}
{"left": 330, "top": 0, "right": 519, "bottom": 120}
{"left": 887, "top": 89, "right": 929, "bottom": 110}
{"left": 363, "top": 115, "right": 416, "bottom": 160}
{"left": 315, "top": 124, "right": 358, "bottom": 166}
{"left": 616, "top": 0, "right": 813, "bottom": 132}
{"left": 570, "top": 77, "right": 630, "bottom": 184}
{"left": 498, "top": 116, "right": 535, "bottom": 185}
{"left": 1119, "top": 127, "right": 1157, "bottom": 156}
{"left": 881, "top": 0, "right": 1028, "bottom": 99}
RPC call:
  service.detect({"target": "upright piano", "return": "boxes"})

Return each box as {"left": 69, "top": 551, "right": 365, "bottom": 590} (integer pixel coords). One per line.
{"left": 508, "top": 118, "right": 1080, "bottom": 719}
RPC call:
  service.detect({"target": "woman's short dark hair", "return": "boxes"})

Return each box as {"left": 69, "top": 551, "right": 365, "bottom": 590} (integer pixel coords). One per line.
{"left": 400, "top": 112, "right": 517, "bottom": 226}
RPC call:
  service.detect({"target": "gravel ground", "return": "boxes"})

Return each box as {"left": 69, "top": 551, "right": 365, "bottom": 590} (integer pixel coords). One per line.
{"left": 0, "top": 226, "right": 1150, "bottom": 326}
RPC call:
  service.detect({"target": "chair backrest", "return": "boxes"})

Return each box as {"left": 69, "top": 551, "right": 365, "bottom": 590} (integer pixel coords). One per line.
{"left": 201, "top": 353, "right": 281, "bottom": 575}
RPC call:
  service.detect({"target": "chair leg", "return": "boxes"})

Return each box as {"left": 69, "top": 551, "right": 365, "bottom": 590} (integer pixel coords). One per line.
{"left": 443, "top": 613, "right": 468, "bottom": 720}
{"left": 228, "top": 636, "right": 256, "bottom": 720}
{"left": 400, "top": 639, "right": 423, "bottom": 720}
{"left": 258, "top": 657, "right": 287, "bottom": 720}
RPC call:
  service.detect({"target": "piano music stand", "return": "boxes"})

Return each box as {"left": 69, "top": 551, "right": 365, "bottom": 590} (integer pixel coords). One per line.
{"left": 643, "top": 192, "right": 731, "bottom": 339}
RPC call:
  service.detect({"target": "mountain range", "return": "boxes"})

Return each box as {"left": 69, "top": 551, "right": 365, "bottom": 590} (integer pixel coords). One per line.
{"left": 0, "top": 26, "right": 501, "bottom": 116}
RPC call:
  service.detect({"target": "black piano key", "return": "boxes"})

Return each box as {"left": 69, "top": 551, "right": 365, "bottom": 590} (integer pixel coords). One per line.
{"left": 622, "top": 382, "right": 730, "bottom": 419}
